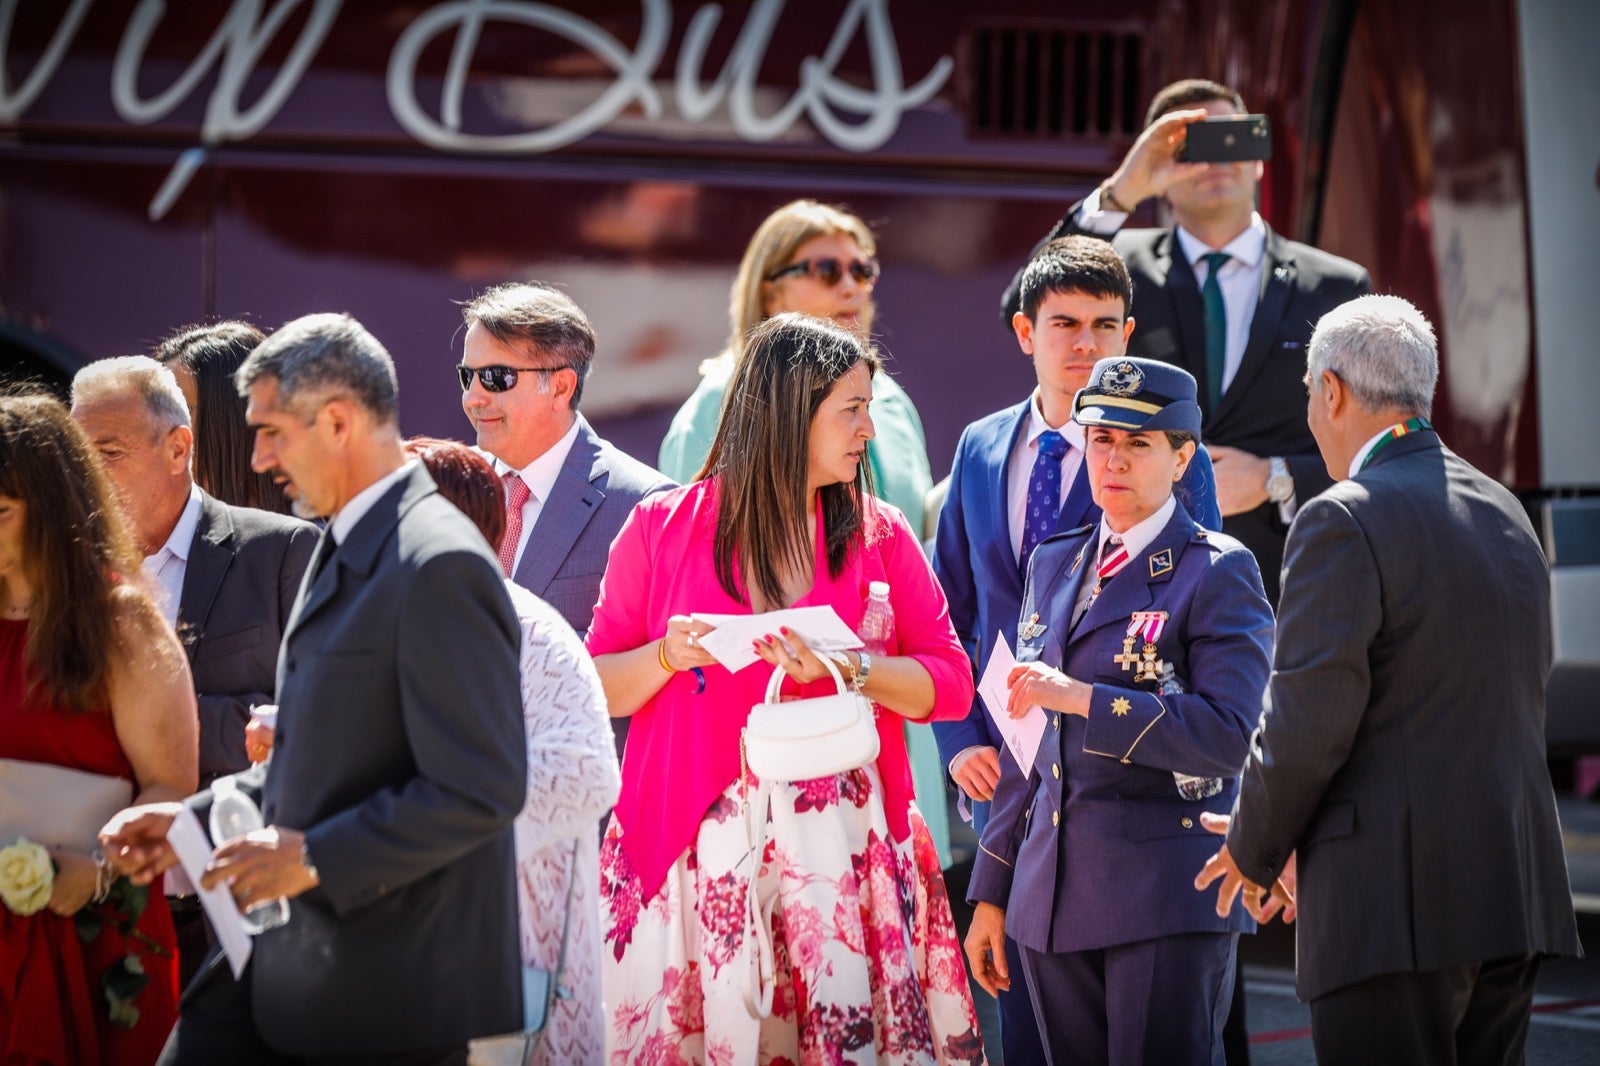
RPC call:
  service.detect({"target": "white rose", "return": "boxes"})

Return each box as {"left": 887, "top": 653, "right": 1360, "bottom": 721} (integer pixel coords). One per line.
{"left": 0, "top": 838, "right": 54, "bottom": 916}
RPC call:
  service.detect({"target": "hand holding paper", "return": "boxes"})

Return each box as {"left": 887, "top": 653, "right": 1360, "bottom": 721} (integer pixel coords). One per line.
{"left": 978, "top": 633, "right": 1047, "bottom": 776}
{"left": 692, "top": 606, "right": 863, "bottom": 674}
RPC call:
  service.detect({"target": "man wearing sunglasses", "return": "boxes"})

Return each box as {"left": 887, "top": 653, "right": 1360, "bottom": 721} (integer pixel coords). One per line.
{"left": 458, "top": 283, "right": 675, "bottom": 758}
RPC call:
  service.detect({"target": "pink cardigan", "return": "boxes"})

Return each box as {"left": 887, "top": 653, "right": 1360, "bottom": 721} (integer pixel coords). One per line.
{"left": 586, "top": 479, "right": 974, "bottom": 899}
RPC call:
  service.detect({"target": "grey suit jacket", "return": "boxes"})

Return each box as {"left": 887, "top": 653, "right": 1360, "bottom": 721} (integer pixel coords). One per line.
{"left": 252, "top": 463, "right": 527, "bottom": 1054}
{"left": 510, "top": 414, "right": 675, "bottom": 636}
{"left": 1227, "top": 432, "right": 1580, "bottom": 1000}
{"left": 178, "top": 492, "right": 317, "bottom": 784}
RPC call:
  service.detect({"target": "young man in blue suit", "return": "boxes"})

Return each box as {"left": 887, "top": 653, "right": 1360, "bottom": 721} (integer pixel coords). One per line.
{"left": 965, "top": 357, "right": 1273, "bottom": 1065}
{"left": 932, "top": 237, "right": 1220, "bottom": 1063}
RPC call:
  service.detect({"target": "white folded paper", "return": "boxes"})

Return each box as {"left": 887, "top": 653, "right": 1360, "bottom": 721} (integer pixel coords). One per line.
{"left": 165, "top": 807, "right": 252, "bottom": 978}
{"left": 691, "top": 606, "right": 864, "bottom": 674}
{"left": 978, "top": 631, "right": 1047, "bottom": 776}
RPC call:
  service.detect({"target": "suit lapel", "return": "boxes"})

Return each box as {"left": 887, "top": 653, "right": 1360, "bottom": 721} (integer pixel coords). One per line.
{"left": 1214, "top": 226, "right": 1294, "bottom": 428}
{"left": 1025, "top": 530, "right": 1092, "bottom": 665}
{"left": 987, "top": 403, "right": 1030, "bottom": 597}
{"left": 1056, "top": 462, "right": 1097, "bottom": 533}
{"left": 1155, "top": 231, "right": 1209, "bottom": 384}
{"left": 179, "top": 494, "right": 233, "bottom": 651}
{"left": 284, "top": 468, "right": 420, "bottom": 644}
{"left": 512, "top": 416, "right": 604, "bottom": 596}
{"left": 1071, "top": 507, "right": 1190, "bottom": 643}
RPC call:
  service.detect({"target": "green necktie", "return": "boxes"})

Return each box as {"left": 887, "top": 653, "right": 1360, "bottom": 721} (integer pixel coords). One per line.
{"left": 1201, "top": 251, "right": 1230, "bottom": 412}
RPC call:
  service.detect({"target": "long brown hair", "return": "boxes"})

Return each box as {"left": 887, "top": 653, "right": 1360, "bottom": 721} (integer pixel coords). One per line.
{"left": 699, "top": 314, "right": 878, "bottom": 607}
{"left": 0, "top": 393, "right": 145, "bottom": 711}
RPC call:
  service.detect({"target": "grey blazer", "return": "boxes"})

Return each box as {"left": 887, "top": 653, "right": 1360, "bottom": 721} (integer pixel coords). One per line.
{"left": 252, "top": 463, "right": 527, "bottom": 1054}
{"left": 178, "top": 492, "right": 317, "bottom": 784}
{"left": 510, "top": 414, "right": 676, "bottom": 636}
{"left": 1227, "top": 431, "right": 1580, "bottom": 1001}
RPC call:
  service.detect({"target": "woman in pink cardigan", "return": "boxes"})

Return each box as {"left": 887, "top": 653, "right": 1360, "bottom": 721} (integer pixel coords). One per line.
{"left": 588, "top": 314, "right": 984, "bottom": 1064}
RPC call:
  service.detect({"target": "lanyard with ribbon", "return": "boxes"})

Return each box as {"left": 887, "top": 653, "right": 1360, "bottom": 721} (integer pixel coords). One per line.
{"left": 1358, "top": 417, "right": 1432, "bottom": 473}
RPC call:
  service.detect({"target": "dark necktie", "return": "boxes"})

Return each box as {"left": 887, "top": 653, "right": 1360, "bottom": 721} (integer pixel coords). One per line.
{"left": 1019, "top": 430, "right": 1070, "bottom": 575}
{"left": 306, "top": 529, "right": 337, "bottom": 587}
{"left": 1201, "top": 251, "right": 1231, "bottom": 412}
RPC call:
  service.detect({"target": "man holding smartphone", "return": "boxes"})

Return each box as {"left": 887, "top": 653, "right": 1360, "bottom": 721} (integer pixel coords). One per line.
{"left": 1000, "top": 78, "right": 1371, "bottom": 607}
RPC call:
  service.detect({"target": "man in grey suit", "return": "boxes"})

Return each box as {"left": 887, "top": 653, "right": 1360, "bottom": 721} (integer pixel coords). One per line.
{"left": 458, "top": 282, "right": 675, "bottom": 757}
{"left": 1197, "top": 295, "right": 1580, "bottom": 1064}
{"left": 71, "top": 355, "right": 317, "bottom": 986}
{"left": 104, "top": 314, "right": 527, "bottom": 1063}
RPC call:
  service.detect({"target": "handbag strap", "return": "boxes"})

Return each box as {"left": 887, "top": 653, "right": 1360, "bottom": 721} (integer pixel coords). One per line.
{"left": 741, "top": 777, "right": 776, "bottom": 1019}
{"left": 762, "top": 653, "right": 850, "bottom": 703}
{"left": 517, "top": 836, "right": 582, "bottom": 1066}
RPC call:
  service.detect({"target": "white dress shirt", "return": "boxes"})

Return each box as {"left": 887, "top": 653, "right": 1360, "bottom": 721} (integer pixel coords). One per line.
{"left": 1349, "top": 426, "right": 1401, "bottom": 479}
{"left": 490, "top": 420, "right": 581, "bottom": 575}
{"left": 1006, "top": 393, "right": 1087, "bottom": 562}
{"left": 141, "top": 484, "right": 203, "bottom": 627}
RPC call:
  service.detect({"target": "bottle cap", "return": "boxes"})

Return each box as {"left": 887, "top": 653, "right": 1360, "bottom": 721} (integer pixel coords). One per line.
{"left": 868, "top": 581, "right": 890, "bottom": 598}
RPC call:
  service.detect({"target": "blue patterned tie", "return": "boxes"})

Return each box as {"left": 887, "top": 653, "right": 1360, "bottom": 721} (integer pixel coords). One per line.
{"left": 1019, "top": 430, "right": 1070, "bottom": 575}
{"left": 1201, "top": 251, "right": 1230, "bottom": 412}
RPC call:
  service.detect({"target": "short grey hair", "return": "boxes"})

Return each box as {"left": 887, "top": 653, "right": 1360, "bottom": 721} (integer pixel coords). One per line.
{"left": 72, "top": 355, "right": 191, "bottom": 434}
{"left": 236, "top": 313, "right": 399, "bottom": 424}
{"left": 1305, "top": 294, "right": 1438, "bottom": 418}
{"left": 460, "top": 283, "right": 595, "bottom": 408}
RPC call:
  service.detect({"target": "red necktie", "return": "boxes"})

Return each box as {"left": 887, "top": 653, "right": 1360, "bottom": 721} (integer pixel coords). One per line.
{"left": 498, "top": 472, "right": 530, "bottom": 577}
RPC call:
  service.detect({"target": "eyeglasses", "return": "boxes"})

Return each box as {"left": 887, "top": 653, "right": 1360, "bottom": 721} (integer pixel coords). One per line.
{"left": 764, "top": 256, "right": 880, "bottom": 288}
{"left": 455, "top": 364, "right": 568, "bottom": 393}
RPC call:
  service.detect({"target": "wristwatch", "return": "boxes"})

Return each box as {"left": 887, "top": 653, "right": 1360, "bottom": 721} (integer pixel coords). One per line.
{"left": 300, "top": 841, "right": 321, "bottom": 886}
{"left": 1265, "top": 457, "right": 1295, "bottom": 504}
{"left": 851, "top": 651, "right": 873, "bottom": 694}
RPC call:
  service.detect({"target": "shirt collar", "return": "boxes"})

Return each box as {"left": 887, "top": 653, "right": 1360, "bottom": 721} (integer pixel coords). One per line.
{"left": 157, "top": 484, "right": 204, "bottom": 563}
{"left": 491, "top": 418, "right": 582, "bottom": 504}
{"left": 1097, "top": 493, "right": 1177, "bottom": 563}
{"left": 1176, "top": 212, "right": 1267, "bottom": 270}
{"left": 1025, "top": 390, "right": 1085, "bottom": 452}
{"left": 330, "top": 461, "right": 417, "bottom": 545}
{"left": 1349, "top": 425, "right": 1397, "bottom": 479}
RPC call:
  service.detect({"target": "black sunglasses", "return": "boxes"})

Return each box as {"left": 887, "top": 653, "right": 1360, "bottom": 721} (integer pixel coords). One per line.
{"left": 765, "top": 256, "right": 880, "bottom": 288}
{"left": 455, "top": 364, "right": 568, "bottom": 393}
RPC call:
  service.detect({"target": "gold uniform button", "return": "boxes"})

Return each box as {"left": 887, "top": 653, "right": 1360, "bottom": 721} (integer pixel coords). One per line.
{"left": 1052, "top": 763, "right": 1061, "bottom": 779}
{"left": 1181, "top": 817, "right": 1194, "bottom": 829}
{"left": 1052, "top": 811, "right": 1060, "bottom": 826}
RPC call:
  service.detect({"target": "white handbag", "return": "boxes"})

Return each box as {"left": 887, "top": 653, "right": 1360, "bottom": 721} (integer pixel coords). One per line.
{"left": 739, "top": 658, "right": 880, "bottom": 1018}
{"left": 0, "top": 758, "right": 134, "bottom": 853}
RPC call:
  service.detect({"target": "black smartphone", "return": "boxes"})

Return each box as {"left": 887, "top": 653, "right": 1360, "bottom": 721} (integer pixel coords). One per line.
{"left": 1178, "top": 115, "right": 1272, "bottom": 163}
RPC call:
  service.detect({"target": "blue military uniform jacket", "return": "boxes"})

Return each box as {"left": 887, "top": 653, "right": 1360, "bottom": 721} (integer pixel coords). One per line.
{"left": 931, "top": 399, "right": 1222, "bottom": 771}
{"left": 968, "top": 501, "right": 1273, "bottom": 954}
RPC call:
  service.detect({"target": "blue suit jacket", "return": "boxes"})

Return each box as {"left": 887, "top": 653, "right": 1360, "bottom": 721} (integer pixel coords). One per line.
{"left": 966, "top": 503, "right": 1272, "bottom": 953}
{"left": 931, "top": 398, "right": 1221, "bottom": 766}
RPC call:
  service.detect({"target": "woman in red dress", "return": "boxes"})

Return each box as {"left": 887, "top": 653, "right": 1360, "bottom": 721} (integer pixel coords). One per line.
{"left": 0, "top": 394, "right": 198, "bottom": 1065}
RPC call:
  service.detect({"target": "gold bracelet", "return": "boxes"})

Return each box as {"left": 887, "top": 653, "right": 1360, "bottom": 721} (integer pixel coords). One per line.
{"left": 657, "top": 637, "right": 677, "bottom": 673}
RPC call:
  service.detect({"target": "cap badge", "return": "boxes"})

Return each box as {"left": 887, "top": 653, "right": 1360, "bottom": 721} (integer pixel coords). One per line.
{"left": 1099, "top": 361, "right": 1144, "bottom": 396}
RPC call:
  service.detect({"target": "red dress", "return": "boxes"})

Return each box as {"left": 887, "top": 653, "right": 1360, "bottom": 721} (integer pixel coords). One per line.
{"left": 0, "top": 619, "right": 179, "bottom": 1065}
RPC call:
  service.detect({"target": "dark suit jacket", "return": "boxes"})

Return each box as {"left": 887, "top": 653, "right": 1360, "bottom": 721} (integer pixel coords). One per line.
{"left": 508, "top": 415, "right": 673, "bottom": 760}
{"left": 930, "top": 398, "right": 1220, "bottom": 768}
{"left": 252, "top": 463, "right": 527, "bottom": 1054}
{"left": 968, "top": 503, "right": 1273, "bottom": 952}
{"left": 178, "top": 492, "right": 316, "bottom": 784}
{"left": 1002, "top": 207, "right": 1372, "bottom": 602}
{"left": 1226, "top": 431, "right": 1581, "bottom": 1001}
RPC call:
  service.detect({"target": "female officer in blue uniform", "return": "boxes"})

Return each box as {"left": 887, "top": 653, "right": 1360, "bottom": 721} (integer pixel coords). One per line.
{"left": 963, "top": 356, "right": 1274, "bottom": 1065}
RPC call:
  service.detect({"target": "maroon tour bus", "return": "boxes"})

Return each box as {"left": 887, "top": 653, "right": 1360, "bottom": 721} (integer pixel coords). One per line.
{"left": 2, "top": 0, "right": 1595, "bottom": 745}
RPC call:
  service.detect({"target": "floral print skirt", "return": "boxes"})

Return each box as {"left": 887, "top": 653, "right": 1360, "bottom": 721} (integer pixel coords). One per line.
{"left": 600, "top": 765, "right": 985, "bottom": 1065}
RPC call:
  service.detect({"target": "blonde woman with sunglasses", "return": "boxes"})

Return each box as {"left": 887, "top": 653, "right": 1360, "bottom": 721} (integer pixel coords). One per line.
{"left": 658, "top": 200, "right": 952, "bottom": 869}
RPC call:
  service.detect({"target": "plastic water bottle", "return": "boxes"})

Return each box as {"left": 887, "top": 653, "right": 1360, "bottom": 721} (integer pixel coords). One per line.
{"left": 208, "top": 776, "right": 290, "bottom": 934}
{"left": 859, "top": 581, "right": 894, "bottom": 657}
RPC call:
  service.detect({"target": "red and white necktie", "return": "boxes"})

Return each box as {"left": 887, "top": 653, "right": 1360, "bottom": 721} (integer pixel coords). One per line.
{"left": 498, "top": 472, "right": 530, "bottom": 577}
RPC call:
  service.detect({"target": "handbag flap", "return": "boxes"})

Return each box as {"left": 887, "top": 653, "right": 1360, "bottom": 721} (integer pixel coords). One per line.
{"left": 747, "top": 693, "right": 873, "bottom": 741}
{"left": 0, "top": 758, "right": 134, "bottom": 852}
